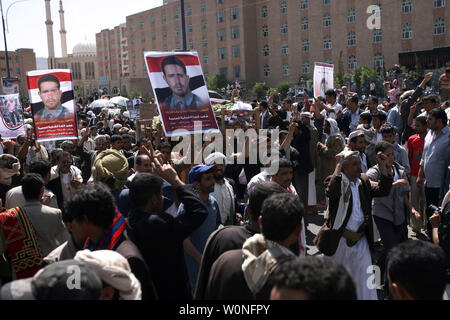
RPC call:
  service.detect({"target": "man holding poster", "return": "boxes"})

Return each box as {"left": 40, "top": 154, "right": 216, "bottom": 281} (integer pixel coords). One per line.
{"left": 27, "top": 70, "right": 78, "bottom": 142}
{"left": 144, "top": 51, "right": 219, "bottom": 137}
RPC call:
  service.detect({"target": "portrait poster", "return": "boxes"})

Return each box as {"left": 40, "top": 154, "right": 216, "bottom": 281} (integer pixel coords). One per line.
{"left": 144, "top": 51, "right": 219, "bottom": 137}
{"left": 1, "top": 78, "right": 20, "bottom": 95}
{"left": 26, "top": 69, "right": 78, "bottom": 142}
{"left": 0, "top": 93, "right": 26, "bottom": 138}
{"left": 126, "top": 99, "right": 141, "bottom": 119}
{"left": 313, "top": 62, "right": 334, "bottom": 99}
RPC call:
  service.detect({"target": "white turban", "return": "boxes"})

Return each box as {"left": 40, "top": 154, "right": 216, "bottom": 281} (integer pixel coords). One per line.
{"left": 74, "top": 249, "right": 142, "bottom": 300}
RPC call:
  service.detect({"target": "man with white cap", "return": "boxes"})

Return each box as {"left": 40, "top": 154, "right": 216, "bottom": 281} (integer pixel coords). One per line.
{"left": 74, "top": 249, "right": 142, "bottom": 300}
{"left": 345, "top": 130, "right": 369, "bottom": 174}
{"left": 204, "top": 152, "right": 238, "bottom": 226}
{"left": 318, "top": 150, "right": 392, "bottom": 300}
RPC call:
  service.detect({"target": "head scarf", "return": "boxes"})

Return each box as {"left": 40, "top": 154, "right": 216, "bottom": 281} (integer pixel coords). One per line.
{"left": 0, "top": 154, "right": 20, "bottom": 185}
{"left": 74, "top": 249, "right": 141, "bottom": 300}
{"left": 92, "top": 149, "right": 129, "bottom": 191}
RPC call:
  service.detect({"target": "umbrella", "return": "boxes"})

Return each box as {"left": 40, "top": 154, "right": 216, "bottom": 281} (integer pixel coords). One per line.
{"left": 231, "top": 101, "right": 253, "bottom": 111}
{"left": 89, "top": 99, "right": 115, "bottom": 109}
{"left": 110, "top": 96, "right": 129, "bottom": 107}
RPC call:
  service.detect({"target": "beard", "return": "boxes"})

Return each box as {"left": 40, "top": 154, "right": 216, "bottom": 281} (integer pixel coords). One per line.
{"left": 213, "top": 172, "right": 224, "bottom": 180}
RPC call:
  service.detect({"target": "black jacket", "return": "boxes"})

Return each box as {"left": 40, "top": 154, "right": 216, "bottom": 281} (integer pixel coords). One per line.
{"left": 126, "top": 184, "right": 208, "bottom": 300}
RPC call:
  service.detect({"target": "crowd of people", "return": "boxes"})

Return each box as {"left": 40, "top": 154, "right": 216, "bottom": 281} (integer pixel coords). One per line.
{"left": 0, "top": 69, "right": 449, "bottom": 301}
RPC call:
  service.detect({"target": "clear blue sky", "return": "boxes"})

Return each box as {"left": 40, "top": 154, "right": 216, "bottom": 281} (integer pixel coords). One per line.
{"left": 0, "top": 0, "right": 163, "bottom": 57}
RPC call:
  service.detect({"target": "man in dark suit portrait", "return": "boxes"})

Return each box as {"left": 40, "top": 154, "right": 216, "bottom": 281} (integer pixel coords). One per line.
{"left": 159, "top": 56, "right": 207, "bottom": 112}
{"left": 35, "top": 74, "right": 73, "bottom": 122}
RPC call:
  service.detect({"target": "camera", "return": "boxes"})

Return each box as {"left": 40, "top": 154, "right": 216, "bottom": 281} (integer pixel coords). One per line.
{"left": 427, "top": 204, "right": 441, "bottom": 218}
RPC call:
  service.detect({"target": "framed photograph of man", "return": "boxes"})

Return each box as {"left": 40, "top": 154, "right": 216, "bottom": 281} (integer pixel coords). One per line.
{"left": 26, "top": 69, "right": 78, "bottom": 142}
{"left": 144, "top": 51, "right": 219, "bottom": 137}
{"left": 0, "top": 93, "right": 26, "bottom": 138}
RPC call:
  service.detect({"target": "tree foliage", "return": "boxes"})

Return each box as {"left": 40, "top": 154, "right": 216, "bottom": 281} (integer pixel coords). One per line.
{"left": 206, "top": 74, "right": 228, "bottom": 92}
{"left": 252, "top": 82, "right": 267, "bottom": 101}
{"left": 277, "top": 81, "right": 291, "bottom": 99}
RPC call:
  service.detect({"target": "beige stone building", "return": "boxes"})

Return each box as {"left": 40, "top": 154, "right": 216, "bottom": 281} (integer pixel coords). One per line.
{"left": 55, "top": 43, "right": 98, "bottom": 98}
{"left": 97, "top": 0, "right": 450, "bottom": 93}
{"left": 0, "top": 49, "right": 36, "bottom": 98}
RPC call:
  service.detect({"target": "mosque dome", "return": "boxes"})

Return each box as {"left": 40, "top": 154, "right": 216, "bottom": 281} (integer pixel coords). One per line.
{"left": 72, "top": 43, "right": 96, "bottom": 57}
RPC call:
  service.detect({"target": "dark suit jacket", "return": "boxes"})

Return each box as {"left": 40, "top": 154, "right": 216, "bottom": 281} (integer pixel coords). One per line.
{"left": 325, "top": 173, "right": 393, "bottom": 249}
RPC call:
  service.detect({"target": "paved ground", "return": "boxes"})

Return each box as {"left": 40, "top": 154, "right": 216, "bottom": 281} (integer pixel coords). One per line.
{"left": 304, "top": 205, "right": 429, "bottom": 257}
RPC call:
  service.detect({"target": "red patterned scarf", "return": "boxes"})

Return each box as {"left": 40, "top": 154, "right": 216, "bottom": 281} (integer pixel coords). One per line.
{"left": 83, "top": 210, "right": 126, "bottom": 251}
{"left": 0, "top": 207, "right": 44, "bottom": 279}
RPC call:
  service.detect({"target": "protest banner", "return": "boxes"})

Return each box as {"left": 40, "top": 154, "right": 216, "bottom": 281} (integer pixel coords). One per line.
{"left": 313, "top": 62, "right": 334, "bottom": 98}
{"left": 26, "top": 69, "right": 78, "bottom": 142}
{"left": 144, "top": 51, "right": 219, "bottom": 137}
{"left": 0, "top": 93, "right": 26, "bottom": 138}
{"left": 126, "top": 99, "right": 141, "bottom": 119}
{"left": 1, "top": 78, "right": 20, "bottom": 95}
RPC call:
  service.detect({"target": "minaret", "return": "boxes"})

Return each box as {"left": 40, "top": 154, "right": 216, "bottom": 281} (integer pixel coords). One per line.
{"left": 59, "top": 0, "right": 67, "bottom": 57}
{"left": 44, "top": 0, "right": 56, "bottom": 68}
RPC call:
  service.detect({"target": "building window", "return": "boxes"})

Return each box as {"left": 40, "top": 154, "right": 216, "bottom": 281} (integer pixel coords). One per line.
{"left": 217, "top": 0, "right": 224, "bottom": 4}
{"left": 218, "top": 47, "right": 227, "bottom": 59}
{"left": 232, "top": 26, "right": 240, "bottom": 39}
{"left": 323, "top": 13, "right": 331, "bottom": 27}
{"left": 301, "top": 17, "right": 308, "bottom": 30}
{"left": 162, "top": 12, "right": 166, "bottom": 23}
{"left": 231, "top": 7, "right": 238, "bottom": 20}
{"left": 402, "top": 23, "right": 413, "bottom": 39}
{"left": 263, "top": 45, "right": 269, "bottom": 56}
{"left": 163, "top": 29, "right": 167, "bottom": 39}
{"left": 202, "top": 38, "right": 208, "bottom": 48}
{"left": 129, "top": 22, "right": 134, "bottom": 31}
{"left": 176, "top": 42, "right": 180, "bottom": 50}
{"left": 187, "top": 5, "right": 192, "bottom": 16}
{"left": 402, "top": 0, "right": 412, "bottom": 13}
{"left": 434, "top": 18, "right": 445, "bottom": 35}
{"left": 201, "top": 1, "right": 206, "bottom": 12}
{"left": 189, "top": 39, "right": 194, "bottom": 50}
{"left": 324, "top": 35, "right": 332, "bottom": 49}
{"left": 348, "top": 55, "right": 357, "bottom": 70}
{"left": 174, "top": 8, "right": 178, "bottom": 19}
{"left": 232, "top": 45, "right": 240, "bottom": 58}
{"left": 218, "top": 29, "right": 226, "bottom": 41}
{"left": 347, "top": 31, "right": 356, "bottom": 46}
{"left": 202, "top": 20, "right": 207, "bottom": 30}
{"left": 347, "top": 8, "right": 355, "bottom": 23}
{"left": 325, "top": 58, "right": 332, "bottom": 64}
{"left": 175, "top": 26, "right": 180, "bottom": 37}
{"left": 132, "top": 52, "right": 136, "bottom": 59}
{"left": 281, "top": 42, "right": 289, "bottom": 55}
{"left": 219, "top": 68, "right": 227, "bottom": 78}
{"left": 130, "top": 36, "right": 134, "bottom": 45}
{"left": 188, "top": 23, "right": 192, "bottom": 33}
{"left": 261, "top": 6, "right": 268, "bottom": 18}
{"left": 133, "top": 65, "right": 136, "bottom": 74}
{"left": 203, "top": 54, "right": 208, "bottom": 64}
{"left": 374, "top": 53, "right": 383, "bottom": 68}
{"left": 282, "top": 63, "right": 289, "bottom": 76}
{"left": 141, "top": 34, "right": 145, "bottom": 43}
{"left": 163, "top": 45, "right": 168, "bottom": 51}
{"left": 262, "top": 25, "right": 268, "bottom": 37}
{"left": 323, "top": 0, "right": 330, "bottom": 5}
{"left": 234, "top": 65, "right": 240, "bottom": 78}
{"left": 217, "top": 10, "right": 225, "bottom": 23}
{"left": 281, "top": 0, "right": 287, "bottom": 14}
{"left": 140, "top": 19, "right": 144, "bottom": 29}
{"left": 151, "top": 15, "right": 155, "bottom": 25}
{"left": 373, "top": 29, "right": 382, "bottom": 43}
{"left": 264, "top": 64, "right": 270, "bottom": 77}
{"left": 301, "top": 0, "right": 308, "bottom": 10}
{"left": 434, "top": 0, "right": 445, "bottom": 8}
{"left": 302, "top": 61, "right": 310, "bottom": 74}
{"left": 281, "top": 22, "right": 288, "bottom": 34}
{"left": 302, "top": 39, "right": 309, "bottom": 52}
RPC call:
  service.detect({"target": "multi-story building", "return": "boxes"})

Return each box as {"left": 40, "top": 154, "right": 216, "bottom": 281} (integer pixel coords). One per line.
{"left": 0, "top": 49, "right": 36, "bottom": 98}
{"left": 98, "top": 0, "right": 450, "bottom": 94}
{"left": 55, "top": 43, "right": 98, "bottom": 98}
{"left": 96, "top": 23, "right": 129, "bottom": 95}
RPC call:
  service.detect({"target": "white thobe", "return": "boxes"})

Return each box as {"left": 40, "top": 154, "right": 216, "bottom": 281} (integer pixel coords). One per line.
{"left": 330, "top": 179, "right": 378, "bottom": 300}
